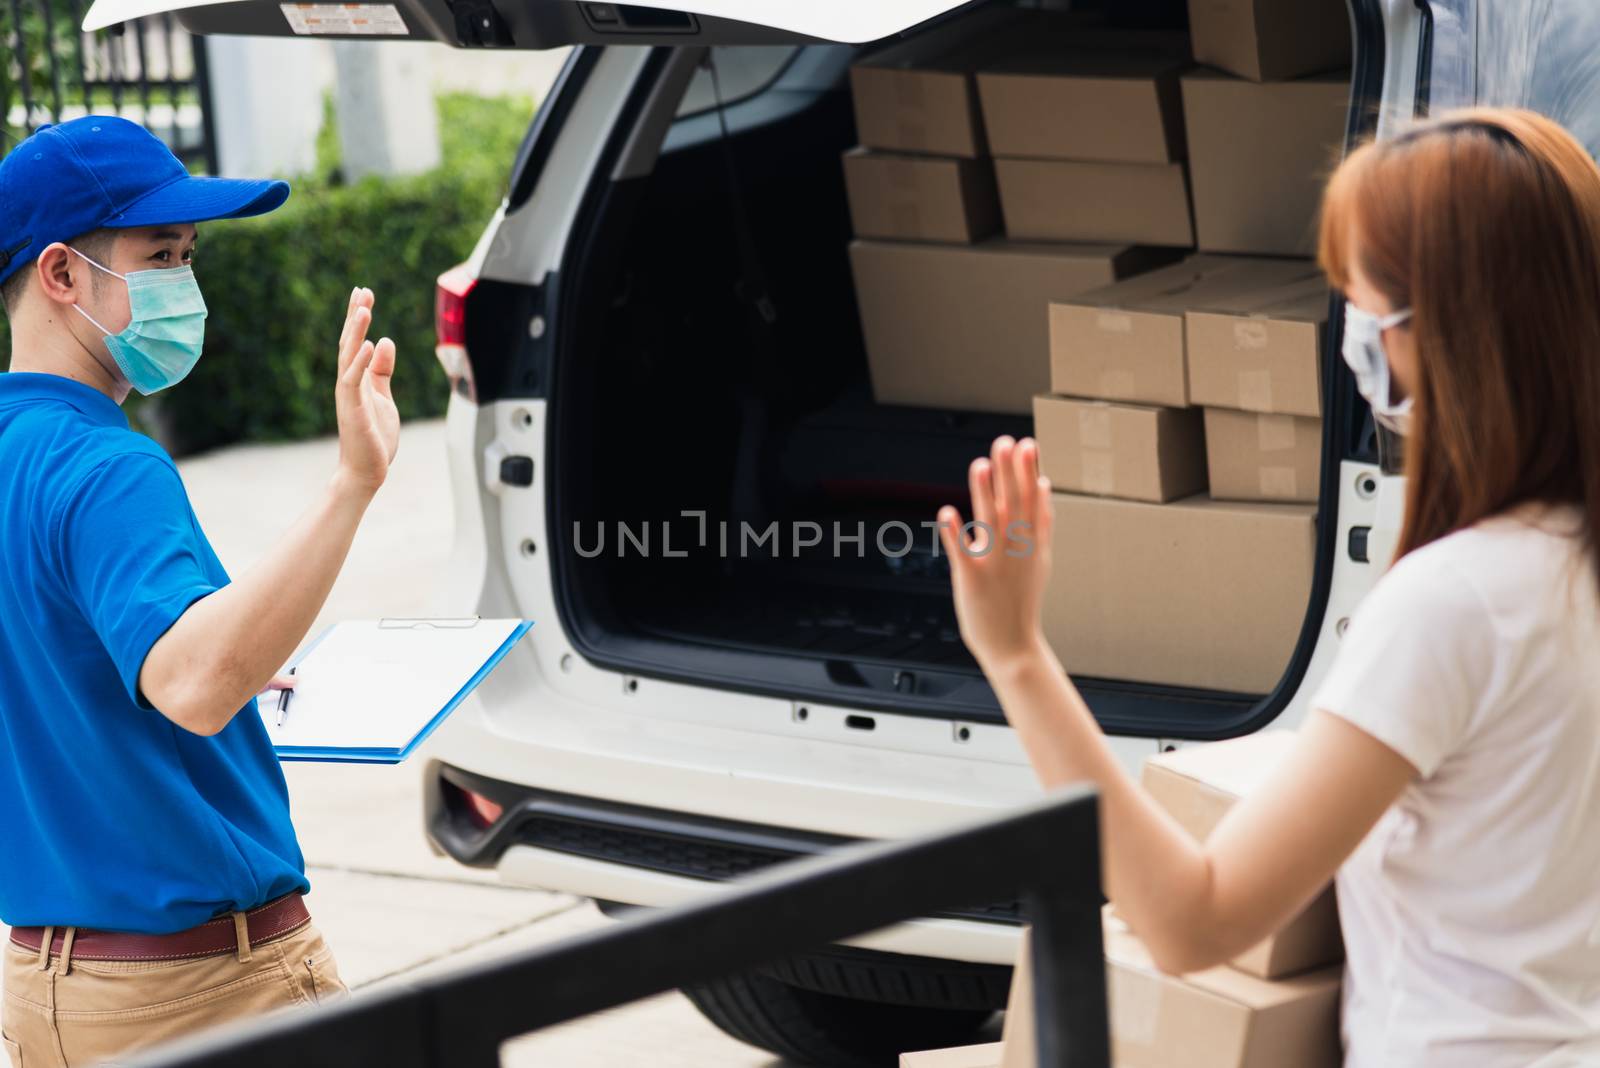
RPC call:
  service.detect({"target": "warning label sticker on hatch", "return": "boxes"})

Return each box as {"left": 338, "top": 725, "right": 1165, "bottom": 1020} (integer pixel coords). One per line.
{"left": 280, "top": 3, "right": 409, "bottom": 35}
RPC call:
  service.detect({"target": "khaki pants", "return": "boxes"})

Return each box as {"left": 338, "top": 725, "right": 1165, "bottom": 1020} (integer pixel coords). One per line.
{"left": 1, "top": 918, "right": 347, "bottom": 1068}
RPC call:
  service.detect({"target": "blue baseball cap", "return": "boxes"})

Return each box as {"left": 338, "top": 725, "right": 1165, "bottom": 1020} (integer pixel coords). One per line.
{"left": 0, "top": 115, "right": 290, "bottom": 286}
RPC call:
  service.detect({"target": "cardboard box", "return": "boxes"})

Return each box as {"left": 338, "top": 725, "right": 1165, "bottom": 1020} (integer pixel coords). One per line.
{"left": 848, "top": 8, "right": 1021, "bottom": 158}
{"left": 1033, "top": 394, "right": 1207, "bottom": 503}
{"left": 998, "top": 932, "right": 1034, "bottom": 1068}
{"left": 1183, "top": 71, "right": 1349, "bottom": 256}
{"left": 1186, "top": 272, "right": 1328, "bottom": 417}
{"left": 1139, "top": 731, "right": 1303, "bottom": 841}
{"left": 1188, "top": 0, "right": 1352, "bottom": 82}
{"left": 901, "top": 1043, "right": 1003, "bottom": 1068}
{"left": 1049, "top": 256, "right": 1318, "bottom": 407}
{"left": 1107, "top": 916, "right": 1342, "bottom": 1068}
{"left": 843, "top": 148, "right": 1001, "bottom": 244}
{"left": 1142, "top": 733, "right": 1344, "bottom": 979}
{"left": 995, "top": 158, "right": 1193, "bottom": 247}
{"left": 976, "top": 50, "right": 1188, "bottom": 163}
{"left": 1041, "top": 492, "right": 1315, "bottom": 692}
{"left": 1204, "top": 408, "right": 1322, "bottom": 503}
{"left": 1000, "top": 915, "right": 1342, "bottom": 1068}
{"left": 851, "top": 240, "right": 1170, "bottom": 415}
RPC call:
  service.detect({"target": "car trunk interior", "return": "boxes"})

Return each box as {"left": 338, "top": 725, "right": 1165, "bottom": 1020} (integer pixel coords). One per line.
{"left": 547, "top": 0, "right": 1364, "bottom": 733}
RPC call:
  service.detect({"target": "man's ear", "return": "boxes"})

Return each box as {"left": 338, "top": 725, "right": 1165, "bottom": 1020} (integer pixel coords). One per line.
{"left": 35, "top": 242, "right": 85, "bottom": 308}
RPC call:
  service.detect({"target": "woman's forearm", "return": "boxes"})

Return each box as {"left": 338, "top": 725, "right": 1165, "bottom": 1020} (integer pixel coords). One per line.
{"left": 983, "top": 639, "right": 1244, "bottom": 972}
{"left": 138, "top": 470, "right": 375, "bottom": 735}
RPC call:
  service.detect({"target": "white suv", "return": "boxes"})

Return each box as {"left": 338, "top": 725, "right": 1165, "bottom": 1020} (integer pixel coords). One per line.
{"left": 81, "top": 0, "right": 1560, "bottom": 1062}
{"left": 416, "top": 17, "right": 1394, "bottom": 1063}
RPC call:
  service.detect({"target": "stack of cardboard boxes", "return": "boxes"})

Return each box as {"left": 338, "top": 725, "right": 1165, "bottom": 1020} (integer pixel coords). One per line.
{"left": 978, "top": 39, "right": 1191, "bottom": 248}
{"left": 1036, "top": 255, "right": 1331, "bottom": 694}
{"left": 845, "top": 12, "right": 1189, "bottom": 416}
{"left": 1189, "top": 270, "right": 1330, "bottom": 505}
{"left": 903, "top": 733, "right": 1345, "bottom": 1068}
{"left": 1181, "top": 0, "right": 1352, "bottom": 258}
{"left": 844, "top": 0, "right": 1350, "bottom": 693}
{"left": 1024, "top": 0, "right": 1348, "bottom": 696}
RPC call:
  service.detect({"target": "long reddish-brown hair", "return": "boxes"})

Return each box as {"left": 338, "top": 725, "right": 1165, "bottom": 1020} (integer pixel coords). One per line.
{"left": 1319, "top": 107, "right": 1600, "bottom": 579}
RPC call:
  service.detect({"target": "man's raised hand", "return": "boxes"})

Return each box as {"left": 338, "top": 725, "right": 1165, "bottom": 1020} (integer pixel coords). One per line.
{"left": 333, "top": 286, "right": 400, "bottom": 497}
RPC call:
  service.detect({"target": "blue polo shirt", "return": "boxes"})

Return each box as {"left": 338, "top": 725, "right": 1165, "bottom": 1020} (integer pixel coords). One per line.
{"left": 0, "top": 372, "right": 307, "bottom": 934}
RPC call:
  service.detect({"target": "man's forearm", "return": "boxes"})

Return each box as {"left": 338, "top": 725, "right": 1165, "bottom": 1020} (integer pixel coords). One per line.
{"left": 140, "top": 470, "right": 375, "bottom": 734}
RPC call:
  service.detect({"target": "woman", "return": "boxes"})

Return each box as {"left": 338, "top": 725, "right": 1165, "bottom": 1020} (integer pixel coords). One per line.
{"left": 938, "top": 107, "right": 1600, "bottom": 1066}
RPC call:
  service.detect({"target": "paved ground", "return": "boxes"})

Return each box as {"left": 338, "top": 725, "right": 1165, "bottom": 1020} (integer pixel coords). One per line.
{"left": 2, "top": 418, "right": 795, "bottom": 1067}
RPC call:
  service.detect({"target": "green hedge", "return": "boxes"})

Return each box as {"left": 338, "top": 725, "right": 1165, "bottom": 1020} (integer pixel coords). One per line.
{"left": 2, "top": 91, "right": 535, "bottom": 454}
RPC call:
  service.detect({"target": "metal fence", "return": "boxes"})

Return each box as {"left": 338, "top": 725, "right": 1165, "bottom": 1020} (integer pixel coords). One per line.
{"left": 124, "top": 788, "right": 1111, "bottom": 1068}
{"left": 2, "top": 0, "right": 216, "bottom": 171}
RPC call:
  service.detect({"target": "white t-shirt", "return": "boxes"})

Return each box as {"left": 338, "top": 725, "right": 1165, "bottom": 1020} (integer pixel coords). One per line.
{"left": 1312, "top": 505, "right": 1600, "bottom": 1067}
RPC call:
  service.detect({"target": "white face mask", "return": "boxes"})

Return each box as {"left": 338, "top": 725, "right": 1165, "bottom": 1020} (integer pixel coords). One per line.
{"left": 1341, "top": 302, "right": 1414, "bottom": 435}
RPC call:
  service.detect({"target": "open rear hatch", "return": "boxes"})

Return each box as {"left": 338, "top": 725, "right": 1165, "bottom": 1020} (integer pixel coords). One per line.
{"left": 544, "top": 0, "right": 1378, "bottom": 735}
{"left": 82, "top": 0, "right": 980, "bottom": 45}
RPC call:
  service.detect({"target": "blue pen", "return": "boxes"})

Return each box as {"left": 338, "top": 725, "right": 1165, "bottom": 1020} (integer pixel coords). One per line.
{"left": 276, "top": 667, "right": 296, "bottom": 727}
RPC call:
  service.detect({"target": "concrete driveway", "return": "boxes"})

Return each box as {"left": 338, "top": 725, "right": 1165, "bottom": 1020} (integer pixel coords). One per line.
{"left": 2, "top": 418, "right": 792, "bottom": 1067}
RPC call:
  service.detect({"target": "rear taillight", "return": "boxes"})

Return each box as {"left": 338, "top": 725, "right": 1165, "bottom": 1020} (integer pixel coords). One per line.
{"left": 435, "top": 264, "right": 477, "bottom": 401}
{"left": 461, "top": 788, "right": 505, "bottom": 829}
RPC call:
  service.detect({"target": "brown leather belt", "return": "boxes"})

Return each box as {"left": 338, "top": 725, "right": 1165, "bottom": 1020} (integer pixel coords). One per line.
{"left": 9, "top": 892, "right": 310, "bottom": 963}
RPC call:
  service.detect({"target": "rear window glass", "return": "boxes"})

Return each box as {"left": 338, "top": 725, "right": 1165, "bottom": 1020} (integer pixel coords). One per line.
{"left": 676, "top": 46, "right": 801, "bottom": 117}
{"left": 1428, "top": 0, "right": 1600, "bottom": 156}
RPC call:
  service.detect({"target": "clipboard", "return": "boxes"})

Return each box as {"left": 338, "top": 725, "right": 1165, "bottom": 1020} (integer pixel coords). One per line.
{"left": 260, "top": 617, "right": 533, "bottom": 764}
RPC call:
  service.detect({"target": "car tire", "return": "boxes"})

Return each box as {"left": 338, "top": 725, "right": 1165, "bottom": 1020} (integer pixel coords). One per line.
{"left": 684, "top": 971, "right": 995, "bottom": 1068}
{"left": 758, "top": 946, "right": 1013, "bottom": 1012}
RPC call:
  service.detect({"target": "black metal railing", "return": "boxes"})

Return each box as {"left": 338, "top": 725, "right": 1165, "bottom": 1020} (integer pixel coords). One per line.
{"left": 2, "top": 0, "right": 215, "bottom": 171}
{"left": 126, "top": 788, "right": 1110, "bottom": 1068}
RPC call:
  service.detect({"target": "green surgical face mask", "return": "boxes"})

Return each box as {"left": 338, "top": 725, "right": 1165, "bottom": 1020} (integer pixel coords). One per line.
{"left": 69, "top": 248, "right": 208, "bottom": 396}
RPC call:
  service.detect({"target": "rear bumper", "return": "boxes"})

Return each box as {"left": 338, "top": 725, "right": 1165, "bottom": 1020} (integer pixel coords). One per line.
{"left": 499, "top": 843, "right": 1024, "bottom": 965}
{"left": 425, "top": 759, "right": 1028, "bottom": 964}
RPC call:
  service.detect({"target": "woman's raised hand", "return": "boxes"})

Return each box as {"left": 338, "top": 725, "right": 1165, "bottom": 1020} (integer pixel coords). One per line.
{"left": 937, "top": 436, "right": 1054, "bottom": 675}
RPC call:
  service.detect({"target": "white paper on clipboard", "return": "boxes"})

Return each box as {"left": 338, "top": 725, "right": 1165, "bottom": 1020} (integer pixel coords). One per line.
{"left": 259, "top": 617, "right": 531, "bottom": 761}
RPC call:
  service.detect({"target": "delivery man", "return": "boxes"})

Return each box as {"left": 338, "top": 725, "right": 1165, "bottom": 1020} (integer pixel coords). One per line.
{"left": 0, "top": 116, "right": 398, "bottom": 1065}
